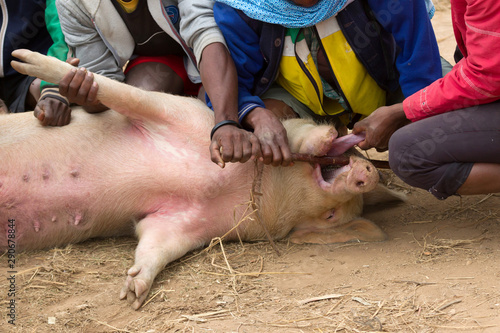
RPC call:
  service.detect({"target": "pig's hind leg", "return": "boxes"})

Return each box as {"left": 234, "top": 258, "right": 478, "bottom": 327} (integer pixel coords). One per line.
{"left": 120, "top": 214, "right": 204, "bottom": 310}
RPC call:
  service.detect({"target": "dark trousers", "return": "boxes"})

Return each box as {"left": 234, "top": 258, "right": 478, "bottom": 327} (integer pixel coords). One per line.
{"left": 388, "top": 100, "right": 500, "bottom": 199}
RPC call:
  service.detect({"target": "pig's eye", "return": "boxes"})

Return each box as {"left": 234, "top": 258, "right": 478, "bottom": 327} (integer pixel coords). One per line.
{"left": 322, "top": 209, "right": 335, "bottom": 220}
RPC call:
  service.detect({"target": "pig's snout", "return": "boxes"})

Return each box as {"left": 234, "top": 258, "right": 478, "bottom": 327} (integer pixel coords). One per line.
{"left": 346, "top": 158, "right": 379, "bottom": 193}
{"left": 312, "top": 156, "right": 379, "bottom": 194}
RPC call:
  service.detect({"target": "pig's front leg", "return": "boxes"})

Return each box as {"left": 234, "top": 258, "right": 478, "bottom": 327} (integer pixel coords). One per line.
{"left": 119, "top": 214, "right": 204, "bottom": 310}
{"left": 11, "top": 49, "right": 208, "bottom": 124}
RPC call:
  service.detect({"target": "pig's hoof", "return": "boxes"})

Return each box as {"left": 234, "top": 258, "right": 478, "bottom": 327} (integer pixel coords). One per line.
{"left": 119, "top": 274, "right": 151, "bottom": 310}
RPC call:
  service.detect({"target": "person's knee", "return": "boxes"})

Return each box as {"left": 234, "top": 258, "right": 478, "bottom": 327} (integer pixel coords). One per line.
{"left": 26, "top": 78, "right": 41, "bottom": 110}
{"left": 125, "top": 62, "right": 184, "bottom": 94}
{"left": 389, "top": 126, "right": 441, "bottom": 191}
{"left": 263, "top": 98, "right": 298, "bottom": 119}
{"left": 0, "top": 98, "right": 8, "bottom": 114}
{"left": 388, "top": 127, "right": 421, "bottom": 185}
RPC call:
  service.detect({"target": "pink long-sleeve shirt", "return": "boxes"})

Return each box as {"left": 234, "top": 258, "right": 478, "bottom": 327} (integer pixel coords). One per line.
{"left": 403, "top": 0, "right": 500, "bottom": 121}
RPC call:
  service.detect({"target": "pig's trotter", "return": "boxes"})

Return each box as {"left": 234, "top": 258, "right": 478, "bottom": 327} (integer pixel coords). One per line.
{"left": 289, "top": 218, "right": 387, "bottom": 244}
{"left": 119, "top": 266, "right": 152, "bottom": 310}
{"left": 119, "top": 214, "right": 203, "bottom": 310}
{"left": 11, "top": 49, "right": 73, "bottom": 86}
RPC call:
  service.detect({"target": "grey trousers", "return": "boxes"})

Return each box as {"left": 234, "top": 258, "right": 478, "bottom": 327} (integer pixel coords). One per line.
{"left": 388, "top": 100, "right": 500, "bottom": 199}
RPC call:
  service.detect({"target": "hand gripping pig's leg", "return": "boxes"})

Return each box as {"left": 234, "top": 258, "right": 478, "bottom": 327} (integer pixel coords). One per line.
{"left": 120, "top": 214, "right": 203, "bottom": 310}
{"left": 10, "top": 49, "right": 209, "bottom": 124}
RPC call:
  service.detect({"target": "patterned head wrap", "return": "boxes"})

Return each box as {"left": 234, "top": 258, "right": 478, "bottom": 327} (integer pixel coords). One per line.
{"left": 425, "top": 0, "right": 435, "bottom": 19}
{"left": 215, "top": 0, "right": 349, "bottom": 28}
{"left": 215, "top": 0, "right": 436, "bottom": 28}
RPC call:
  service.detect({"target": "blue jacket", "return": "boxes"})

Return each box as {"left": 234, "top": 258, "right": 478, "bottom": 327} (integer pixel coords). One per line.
{"left": 213, "top": 0, "right": 442, "bottom": 122}
{"left": 0, "top": 0, "right": 53, "bottom": 78}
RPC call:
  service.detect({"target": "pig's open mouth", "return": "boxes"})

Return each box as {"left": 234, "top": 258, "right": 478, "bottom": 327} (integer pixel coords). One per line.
{"left": 309, "top": 133, "right": 366, "bottom": 190}
{"left": 313, "top": 162, "right": 351, "bottom": 190}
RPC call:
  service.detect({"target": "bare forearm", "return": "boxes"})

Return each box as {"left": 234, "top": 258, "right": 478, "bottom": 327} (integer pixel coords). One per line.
{"left": 199, "top": 43, "right": 239, "bottom": 123}
{"left": 82, "top": 103, "right": 108, "bottom": 113}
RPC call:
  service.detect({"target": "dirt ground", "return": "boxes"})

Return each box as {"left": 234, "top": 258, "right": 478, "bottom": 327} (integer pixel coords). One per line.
{"left": 2, "top": 2, "right": 499, "bottom": 332}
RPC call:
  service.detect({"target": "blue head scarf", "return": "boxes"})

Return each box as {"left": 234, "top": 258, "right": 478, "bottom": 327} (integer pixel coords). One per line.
{"left": 215, "top": 0, "right": 436, "bottom": 28}
{"left": 425, "top": 0, "right": 436, "bottom": 19}
{"left": 215, "top": 0, "right": 349, "bottom": 28}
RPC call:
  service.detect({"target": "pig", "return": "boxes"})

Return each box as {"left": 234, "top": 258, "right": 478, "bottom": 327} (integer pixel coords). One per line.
{"left": 0, "top": 49, "right": 404, "bottom": 310}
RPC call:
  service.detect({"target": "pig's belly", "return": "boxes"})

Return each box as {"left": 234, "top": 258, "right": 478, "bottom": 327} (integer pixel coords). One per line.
{"left": 0, "top": 183, "right": 137, "bottom": 250}
{"left": 0, "top": 111, "right": 156, "bottom": 249}
{"left": 0, "top": 110, "right": 254, "bottom": 250}
{"left": 0, "top": 152, "right": 140, "bottom": 248}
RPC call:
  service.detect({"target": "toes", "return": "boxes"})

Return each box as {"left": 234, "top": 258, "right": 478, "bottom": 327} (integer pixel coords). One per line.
{"left": 127, "top": 265, "right": 141, "bottom": 277}
{"left": 119, "top": 271, "right": 153, "bottom": 310}
{"left": 126, "top": 278, "right": 150, "bottom": 310}
{"left": 132, "top": 278, "right": 149, "bottom": 299}
{"left": 119, "top": 275, "right": 134, "bottom": 300}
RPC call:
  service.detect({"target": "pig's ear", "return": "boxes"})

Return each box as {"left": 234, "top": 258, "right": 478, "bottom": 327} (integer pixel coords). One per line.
{"left": 289, "top": 218, "right": 387, "bottom": 244}
{"left": 363, "top": 183, "right": 407, "bottom": 206}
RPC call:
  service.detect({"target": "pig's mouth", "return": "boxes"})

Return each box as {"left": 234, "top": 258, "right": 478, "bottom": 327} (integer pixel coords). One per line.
{"left": 309, "top": 132, "right": 366, "bottom": 190}
{"left": 313, "top": 161, "right": 351, "bottom": 190}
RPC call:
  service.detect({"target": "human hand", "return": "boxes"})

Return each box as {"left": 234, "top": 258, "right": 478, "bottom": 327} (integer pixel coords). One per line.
{"left": 243, "top": 107, "right": 292, "bottom": 166}
{"left": 0, "top": 98, "right": 8, "bottom": 114}
{"left": 352, "top": 103, "right": 410, "bottom": 151}
{"left": 59, "top": 66, "right": 100, "bottom": 107}
{"left": 34, "top": 85, "right": 71, "bottom": 126}
{"left": 34, "top": 95, "right": 71, "bottom": 126}
{"left": 210, "top": 122, "right": 261, "bottom": 168}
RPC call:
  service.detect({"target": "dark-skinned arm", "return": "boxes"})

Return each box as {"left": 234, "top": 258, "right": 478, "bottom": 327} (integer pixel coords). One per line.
{"left": 352, "top": 103, "right": 410, "bottom": 151}
{"left": 58, "top": 65, "right": 105, "bottom": 113}
{"left": 212, "top": 2, "right": 292, "bottom": 167}
{"left": 201, "top": 43, "right": 261, "bottom": 168}
{"left": 34, "top": 0, "right": 74, "bottom": 126}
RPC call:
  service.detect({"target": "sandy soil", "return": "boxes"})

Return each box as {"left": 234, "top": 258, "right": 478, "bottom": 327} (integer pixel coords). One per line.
{"left": 2, "top": 2, "right": 499, "bottom": 332}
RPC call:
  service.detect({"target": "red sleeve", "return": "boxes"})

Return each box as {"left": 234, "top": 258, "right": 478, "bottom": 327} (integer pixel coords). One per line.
{"left": 403, "top": 0, "right": 500, "bottom": 121}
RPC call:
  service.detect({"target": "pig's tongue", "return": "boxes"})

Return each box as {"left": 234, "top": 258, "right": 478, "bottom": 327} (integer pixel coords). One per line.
{"left": 328, "top": 133, "right": 366, "bottom": 156}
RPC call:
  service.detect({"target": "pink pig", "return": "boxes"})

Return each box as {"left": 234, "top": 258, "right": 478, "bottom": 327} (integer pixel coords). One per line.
{"left": 0, "top": 50, "right": 404, "bottom": 310}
